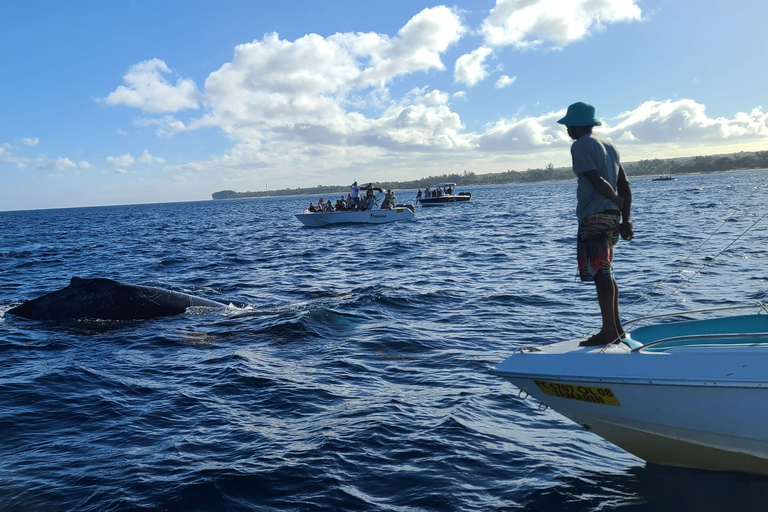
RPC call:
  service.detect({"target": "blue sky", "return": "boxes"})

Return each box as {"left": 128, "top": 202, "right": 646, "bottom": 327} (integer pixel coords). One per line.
{"left": 2, "top": 0, "right": 767, "bottom": 211}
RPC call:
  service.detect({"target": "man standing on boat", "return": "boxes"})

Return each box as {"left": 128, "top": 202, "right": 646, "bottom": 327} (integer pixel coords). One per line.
{"left": 350, "top": 181, "right": 361, "bottom": 207}
{"left": 558, "top": 102, "right": 634, "bottom": 346}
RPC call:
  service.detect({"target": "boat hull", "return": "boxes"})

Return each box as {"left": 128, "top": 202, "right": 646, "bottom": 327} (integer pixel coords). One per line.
{"left": 418, "top": 193, "right": 471, "bottom": 206}
{"left": 296, "top": 207, "right": 415, "bottom": 227}
{"left": 503, "top": 374, "right": 768, "bottom": 474}
{"left": 492, "top": 314, "right": 768, "bottom": 475}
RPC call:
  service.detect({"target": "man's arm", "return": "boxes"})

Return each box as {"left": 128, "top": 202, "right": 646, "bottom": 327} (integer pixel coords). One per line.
{"left": 583, "top": 168, "right": 634, "bottom": 240}
{"left": 583, "top": 170, "right": 624, "bottom": 209}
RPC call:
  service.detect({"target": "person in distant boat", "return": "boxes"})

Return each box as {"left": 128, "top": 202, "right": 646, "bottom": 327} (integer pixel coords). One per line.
{"left": 318, "top": 197, "right": 325, "bottom": 211}
{"left": 558, "top": 102, "right": 634, "bottom": 347}
{"left": 346, "top": 194, "right": 355, "bottom": 209}
{"left": 381, "top": 189, "right": 396, "bottom": 209}
{"left": 350, "top": 181, "right": 361, "bottom": 206}
{"left": 447, "top": 185, "right": 453, "bottom": 195}
{"left": 416, "top": 189, "right": 422, "bottom": 199}
{"left": 307, "top": 202, "right": 317, "bottom": 212}
{"left": 424, "top": 186, "right": 430, "bottom": 198}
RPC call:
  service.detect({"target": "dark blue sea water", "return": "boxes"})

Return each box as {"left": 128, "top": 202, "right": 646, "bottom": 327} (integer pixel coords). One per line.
{"left": 2, "top": 172, "right": 768, "bottom": 511}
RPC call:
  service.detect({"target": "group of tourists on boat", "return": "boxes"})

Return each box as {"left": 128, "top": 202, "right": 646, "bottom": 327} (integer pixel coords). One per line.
{"left": 305, "top": 182, "right": 398, "bottom": 213}
{"left": 417, "top": 184, "right": 453, "bottom": 198}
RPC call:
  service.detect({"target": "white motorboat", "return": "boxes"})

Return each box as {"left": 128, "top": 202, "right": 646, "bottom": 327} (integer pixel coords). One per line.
{"left": 297, "top": 185, "right": 415, "bottom": 227}
{"left": 418, "top": 182, "right": 471, "bottom": 206}
{"left": 492, "top": 305, "right": 768, "bottom": 475}
{"left": 296, "top": 205, "right": 415, "bottom": 227}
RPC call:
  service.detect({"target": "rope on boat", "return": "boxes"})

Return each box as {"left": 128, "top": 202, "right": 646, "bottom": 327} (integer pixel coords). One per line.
{"left": 627, "top": 172, "right": 768, "bottom": 320}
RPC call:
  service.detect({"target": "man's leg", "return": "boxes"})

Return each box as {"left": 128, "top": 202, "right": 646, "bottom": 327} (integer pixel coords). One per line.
{"left": 581, "top": 278, "right": 621, "bottom": 346}
{"left": 613, "top": 279, "right": 625, "bottom": 337}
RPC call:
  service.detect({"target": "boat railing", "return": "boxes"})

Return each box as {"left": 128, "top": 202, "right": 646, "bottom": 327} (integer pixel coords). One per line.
{"left": 623, "top": 302, "right": 768, "bottom": 331}
{"left": 633, "top": 332, "right": 768, "bottom": 352}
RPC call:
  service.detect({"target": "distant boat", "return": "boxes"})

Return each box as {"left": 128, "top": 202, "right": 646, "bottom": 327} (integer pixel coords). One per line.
{"left": 295, "top": 206, "right": 415, "bottom": 227}
{"left": 296, "top": 185, "right": 415, "bottom": 227}
{"left": 652, "top": 175, "right": 676, "bottom": 181}
{"left": 417, "top": 182, "right": 471, "bottom": 206}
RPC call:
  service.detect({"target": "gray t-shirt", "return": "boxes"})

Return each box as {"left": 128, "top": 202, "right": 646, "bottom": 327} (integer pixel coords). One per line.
{"left": 571, "top": 133, "right": 621, "bottom": 219}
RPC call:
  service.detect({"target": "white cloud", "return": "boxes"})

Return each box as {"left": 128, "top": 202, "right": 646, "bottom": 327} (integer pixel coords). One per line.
{"left": 453, "top": 91, "right": 467, "bottom": 100}
{"left": 103, "top": 58, "right": 202, "bottom": 113}
{"left": 481, "top": 0, "right": 642, "bottom": 49}
{"left": 475, "top": 110, "right": 565, "bottom": 151}
{"left": 106, "top": 153, "right": 135, "bottom": 167}
{"left": 474, "top": 99, "right": 768, "bottom": 154}
{"left": 78, "top": 161, "right": 90, "bottom": 169}
{"left": 38, "top": 157, "right": 77, "bottom": 171}
{"left": 201, "top": 7, "right": 467, "bottom": 152}
{"left": 495, "top": 74, "right": 517, "bottom": 88}
{"left": 21, "top": 137, "right": 39, "bottom": 146}
{"left": 134, "top": 116, "right": 188, "bottom": 138}
{"left": 138, "top": 149, "right": 165, "bottom": 164}
{"left": 604, "top": 99, "right": 768, "bottom": 144}
{"left": 454, "top": 46, "right": 493, "bottom": 86}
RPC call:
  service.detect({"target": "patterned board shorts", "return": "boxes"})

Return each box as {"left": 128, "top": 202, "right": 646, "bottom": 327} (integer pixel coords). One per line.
{"left": 577, "top": 211, "right": 621, "bottom": 282}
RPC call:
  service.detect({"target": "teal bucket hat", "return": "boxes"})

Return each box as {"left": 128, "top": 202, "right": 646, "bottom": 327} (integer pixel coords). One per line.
{"left": 557, "top": 102, "right": 601, "bottom": 126}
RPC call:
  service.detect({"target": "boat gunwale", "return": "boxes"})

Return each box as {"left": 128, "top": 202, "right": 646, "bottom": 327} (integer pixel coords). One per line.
{"left": 489, "top": 370, "right": 768, "bottom": 388}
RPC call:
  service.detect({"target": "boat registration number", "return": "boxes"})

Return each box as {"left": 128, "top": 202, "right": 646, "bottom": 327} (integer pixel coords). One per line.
{"left": 533, "top": 380, "right": 621, "bottom": 406}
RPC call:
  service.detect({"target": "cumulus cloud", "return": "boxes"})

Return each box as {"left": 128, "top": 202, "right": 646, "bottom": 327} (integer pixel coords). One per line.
{"left": 494, "top": 74, "right": 517, "bottom": 88}
{"left": 481, "top": 0, "right": 641, "bottom": 49}
{"left": 454, "top": 47, "right": 493, "bottom": 86}
{"left": 106, "top": 153, "right": 135, "bottom": 167}
{"left": 134, "top": 116, "right": 188, "bottom": 138}
{"left": 604, "top": 99, "right": 768, "bottom": 144}
{"left": 138, "top": 149, "right": 165, "bottom": 164}
{"left": 474, "top": 99, "right": 768, "bottom": 154}
{"left": 475, "top": 110, "right": 565, "bottom": 151}
{"left": 21, "top": 137, "right": 39, "bottom": 146}
{"left": 103, "top": 58, "right": 202, "bottom": 113}
{"left": 38, "top": 157, "right": 77, "bottom": 171}
{"left": 201, "top": 6, "right": 467, "bottom": 154}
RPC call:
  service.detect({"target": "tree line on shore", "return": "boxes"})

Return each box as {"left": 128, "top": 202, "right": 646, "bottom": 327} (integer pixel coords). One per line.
{"left": 212, "top": 150, "right": 768, "bottom": 200}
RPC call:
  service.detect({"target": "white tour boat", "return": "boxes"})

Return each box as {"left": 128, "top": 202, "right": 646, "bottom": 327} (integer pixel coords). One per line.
{"left": 417, "top": 182, "right": 471, "bottom": 206}
{"left": 296, "top": 186, "right": 415, "bottom": 227}
{"left": 296, "top": 205, "right": 415, "bottom": 227}
{"left": 492, "top": 305, "right": 768, "bottom": 475}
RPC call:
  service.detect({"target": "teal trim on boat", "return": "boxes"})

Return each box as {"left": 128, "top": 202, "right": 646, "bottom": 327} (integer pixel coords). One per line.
{"left": 626, "top": 314, "right": 768, "bottom": 352}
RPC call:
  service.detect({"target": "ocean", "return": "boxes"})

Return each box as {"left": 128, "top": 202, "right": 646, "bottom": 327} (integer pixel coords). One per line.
{"left": 2, "top": 171, "right": 768, "bottom": 511}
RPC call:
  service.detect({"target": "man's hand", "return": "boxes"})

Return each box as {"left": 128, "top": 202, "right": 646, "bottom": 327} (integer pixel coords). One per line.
{"left": 620, "top": 220, "right": 634, "bottom": 241}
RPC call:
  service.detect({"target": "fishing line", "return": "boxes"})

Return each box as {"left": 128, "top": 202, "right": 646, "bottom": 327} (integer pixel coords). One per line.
{"left": 626, "top": 172, "right": 768, "bottom": 320}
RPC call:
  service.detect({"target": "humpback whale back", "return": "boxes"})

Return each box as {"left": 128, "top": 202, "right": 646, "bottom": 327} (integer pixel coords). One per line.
{"left": 8, "top": 277, "right": 225, "bottom": 321}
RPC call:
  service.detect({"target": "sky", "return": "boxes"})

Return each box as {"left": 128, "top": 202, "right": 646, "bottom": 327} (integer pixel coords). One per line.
{"left": 1, "top": 0, "right": 767, "bottom": 211}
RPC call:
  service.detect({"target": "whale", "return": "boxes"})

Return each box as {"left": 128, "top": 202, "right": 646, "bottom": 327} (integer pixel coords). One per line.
{"left": 7, "top": 277, "right": 225, "bottom": 321}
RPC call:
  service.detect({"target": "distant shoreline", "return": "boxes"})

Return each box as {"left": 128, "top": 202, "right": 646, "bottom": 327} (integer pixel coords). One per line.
{"left": 212, "top": 151, "right": 768, "bottom": 200}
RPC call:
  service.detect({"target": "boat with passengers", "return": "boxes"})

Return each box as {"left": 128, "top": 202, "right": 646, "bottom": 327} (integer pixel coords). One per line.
{"left": 296, "top": 185, "right": 415, "bottom": 227}
{"left": 417, "top": 183, "right": 471, "bottom": 206}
